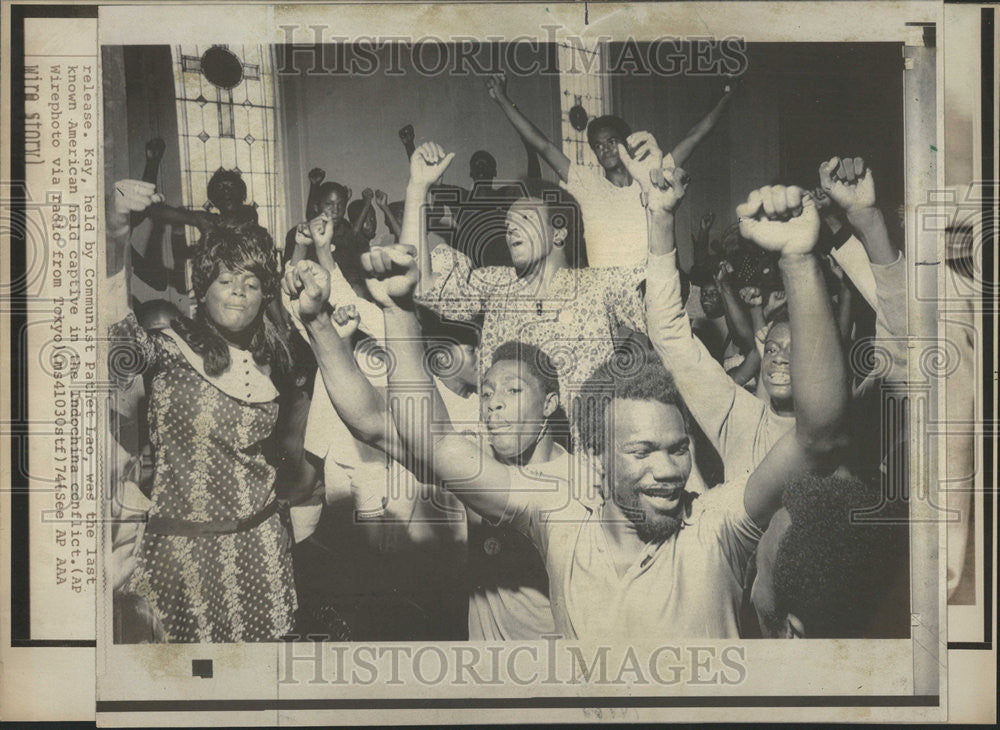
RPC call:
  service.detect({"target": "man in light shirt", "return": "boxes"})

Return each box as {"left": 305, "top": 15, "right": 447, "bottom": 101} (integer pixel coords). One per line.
{"left": 363, "top": 154, "right": 851, "bottom": 640}
{"left": 485, "top": 72, "right": 736, "bottom": 268}
{"left": 284, "top": 263, "right": 565, "bottom": 641}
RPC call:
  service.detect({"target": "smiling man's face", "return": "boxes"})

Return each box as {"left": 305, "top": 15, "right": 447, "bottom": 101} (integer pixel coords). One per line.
{"left": 606, "top": 399, "right": 693, "bottom": 543}
{"left": 762, "top": 321, "right": 793, "bottom": 406}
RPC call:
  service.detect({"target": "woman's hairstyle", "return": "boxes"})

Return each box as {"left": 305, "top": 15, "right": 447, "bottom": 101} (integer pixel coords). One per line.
{"left": 173, "top": 224, "right": 291, "bottom": 380}
{"left": 206, "top": 168, "right": 247, "bottom": 207}
{"left": 511, "top": 178, "right": 587, "bottom": 269}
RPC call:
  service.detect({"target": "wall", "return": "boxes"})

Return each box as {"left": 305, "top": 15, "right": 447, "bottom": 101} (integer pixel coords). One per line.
{"left": 613, "top": 42, "right": 905, "bottom": 270}
{"left": 277, "top": 43, "right": 562, "bottom": 236}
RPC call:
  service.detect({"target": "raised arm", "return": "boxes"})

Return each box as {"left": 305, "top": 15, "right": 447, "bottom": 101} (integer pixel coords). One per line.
{"left": 630, "top": 135, "right": 763, "bottom": 461}
{"left": 669, "top": 81, "right": 737, "bottom": 167}
{"left": 351, "top": 188, "right": 376, "bottom": 236}
{"left": 107, "top": 179, "right": 163, "bottom": 280}
{"left": 522, "top": 133, "right": 542, "bottom": 179}
{"left": 820, "top": 156, "right": 896, "bottom": 266}
{"left": 399, "top": 124, "right": 416, "bottom": 160}
{"left": 715, "top": 261, "right": 756, "bottom": 353}
{"left": 739, "top": 186, "right": 849, "bottom": 528}
{"left": 362, "top": 244, "right": 514, "bottom": 523}
{"left": 283, "top": 259, "right": 399, "bottom": 458}
{"left": 403, "top": 142, "right": 456, "bottom": 294}
{"left": 305, "top": 167, "right": 326, "bottom": 219}
{"left": 374, "top": 190, "right": 401, "bottom": 238}
{"left": 820, "top": 157, "right": 907, "bottom": 392}
{"left": 486, "top": 72, "right": 570, "bottom": 181}
{"left": 147, "top": 203, "right": 216, "bottom": 236}
{"left": 828, "top": 255, "right": 855, "bottom": 342}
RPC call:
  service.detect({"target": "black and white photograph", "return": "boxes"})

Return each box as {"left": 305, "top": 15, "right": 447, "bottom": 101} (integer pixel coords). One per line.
{"left": 3, "top": 0, "right": 997, "bottom": 725}
{"left": 105, "top": 34, "right": 918, "bottom": 648}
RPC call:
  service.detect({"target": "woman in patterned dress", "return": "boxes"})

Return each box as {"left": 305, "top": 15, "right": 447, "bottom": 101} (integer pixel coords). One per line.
{"left": 402, "top": 143, "right": 648, "bottom": 439}
{"left": 108, "top": 179, "right": 295, "bottom": 642}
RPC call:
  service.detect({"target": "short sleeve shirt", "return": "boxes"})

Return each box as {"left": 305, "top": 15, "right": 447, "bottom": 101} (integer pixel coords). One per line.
{"left": 500, "top": 471, "right": 763, "bottom": 642}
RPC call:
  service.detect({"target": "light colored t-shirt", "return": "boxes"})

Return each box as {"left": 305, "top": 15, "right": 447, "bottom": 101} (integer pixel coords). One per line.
{"left": 466, "top": 445, "right": 568, "bottom": 641}
{"left": 561, "top": 155, "right": 675, "bottom": 269}
{"left": 646, "top": 250, "right": 795, "bottom": 482}
{"left": 303, "top": 353, "right": 473, "bottom": 549}
{"left": 499, "top": 471, "right": 763, "bottom": 642}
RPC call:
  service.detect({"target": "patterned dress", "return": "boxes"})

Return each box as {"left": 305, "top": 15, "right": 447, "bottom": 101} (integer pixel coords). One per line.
{"left": 112, "top": 314, "right": 295, "bottom": 643}
{"left": 417, "top": 245, "right": 647, "bottom": 417}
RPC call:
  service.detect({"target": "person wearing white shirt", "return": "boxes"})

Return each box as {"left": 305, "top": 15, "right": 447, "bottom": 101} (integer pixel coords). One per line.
{"left": 484, "top": 71, "right": 737, "bottom": 268}
{"left": 366, "top": 149, "right": 852, "bottom": 641}
{"left": 284, "top": 257, "right": 571, "bottom": 641}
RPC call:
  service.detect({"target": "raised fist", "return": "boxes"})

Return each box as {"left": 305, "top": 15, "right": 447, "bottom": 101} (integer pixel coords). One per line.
{"left": 764, "top": 289, "right": 787, "bottom": 318}
{"left": 617, "top": 131, "right": 665, "bottom": 195}
{"left": 818, "top": 156, "right": 876, "bottom": 214}
{"left": 113, "top": 179, "right": 163, "bottom": 217}
{"left": 307, "top": 214, "right": 335, "bottom": 249}
{"left": 714, "top": 259, "right": 734, "bottom": 286}
{"left": 736, "top": 185, "right": 819, "bottom": 256}
{"left": 700, "top": 212, "right": 716, "bottom": 232}
{"left": 485, "top": 72, "right": 508, "bottom": 103}
{"left": 331, "top": 303, "right": 361, "bottom": 339}
{"left": 308, "top": 168, "right": 326, "bottom": 186}
{"left": 283, "top": 260, "right": 331, "bottom": 321}
{"left": 645, "top": 165, "right": 690, "bottom": 214}
{"left": 294, "top": 221, "right": 313, "bottom": 247}
{"left": 398, "top": 124, "right": 415, "bottom": 145}
{"left": 739, "top": 286, "right": 763, "bottom": 308}
{"left": 374, "top": 190, "right": 389, "bottom": 207}
{"left": 409, "top": 142, "right": 455, "bottom": 189}
{"left": 362, "top": 188, "right": 374, "bottom": 201}
{"left": 360, "top": 244, "right": 420, "bottom": 309}
{"left": 146, "top": 138, "right": 166, "bottom": 161}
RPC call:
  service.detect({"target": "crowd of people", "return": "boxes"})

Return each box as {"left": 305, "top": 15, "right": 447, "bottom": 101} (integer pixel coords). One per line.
{"left": 107, "top": 75, "right": 910, "bottom": 645}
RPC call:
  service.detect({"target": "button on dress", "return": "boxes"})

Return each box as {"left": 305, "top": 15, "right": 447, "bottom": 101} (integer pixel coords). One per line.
{"left": 111, "top": 314, "right": 295, "bottom": 643}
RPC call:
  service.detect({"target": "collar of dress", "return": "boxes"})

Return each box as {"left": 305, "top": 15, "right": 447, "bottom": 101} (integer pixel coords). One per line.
{"left": 161, "top": 328, "right": 278, "bottom": 404}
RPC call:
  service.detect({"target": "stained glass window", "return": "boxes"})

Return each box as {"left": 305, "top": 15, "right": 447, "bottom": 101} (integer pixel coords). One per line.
{"left": 171, "top": 44, "right": 283, "bottom": 248}
{"left": 557, "top": 40, "right": 612, "bottom": 172}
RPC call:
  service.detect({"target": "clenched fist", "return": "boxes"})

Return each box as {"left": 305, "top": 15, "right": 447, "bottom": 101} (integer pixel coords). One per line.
{"left": 737, "top": 185, "right": 819, "bottom": 256}
{"left": 360, "top": 244, "right": 421, "bottom": 309}
{"left": 818, "top": 156, "right": 876, "bottom": 214}
{"left": 645, "top": 166, "right": 690, "bottom": 215}
{"left": 113, "top": 179, "right": 164, "bottom": 217}
{"left": 409, "top": 142, "right": 455, "bottom": 189}
{"left": 617, "top": 131, "right": 665, "bottom": 196}
{"left": 282, "top": 260, "right": 331, "bottom": 321}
